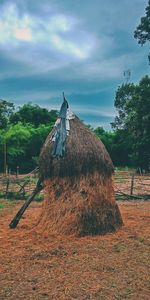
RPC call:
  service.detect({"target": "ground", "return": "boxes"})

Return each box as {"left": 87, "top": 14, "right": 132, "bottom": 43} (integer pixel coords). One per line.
{"left": 0, "top": 200, "right": 150, "bottom": 300}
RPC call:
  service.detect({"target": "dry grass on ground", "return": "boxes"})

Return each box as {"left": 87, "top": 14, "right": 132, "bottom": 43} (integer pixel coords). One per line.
{"left": 0, "top": 199, "right": 150, "bottom": 300}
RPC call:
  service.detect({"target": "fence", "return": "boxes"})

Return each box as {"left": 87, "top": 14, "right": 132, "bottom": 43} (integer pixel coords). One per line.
{"left": 0, "top": 169, "right": 40, "bottom": 200}
{"left": 0, "top": 170, "right": 150, "bottom": 201}
{"left": 114, "top": 170, "right": 150, "bottom": 200}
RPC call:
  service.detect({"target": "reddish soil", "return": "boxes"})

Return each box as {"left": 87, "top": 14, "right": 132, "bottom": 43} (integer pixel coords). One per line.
{"left": 0, "top": 200, "right": 150, "bottom": 300}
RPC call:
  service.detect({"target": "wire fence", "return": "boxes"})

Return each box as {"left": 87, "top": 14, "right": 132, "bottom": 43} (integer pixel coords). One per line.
{"left": 0, "top": 170, "right": 150, "bottom": 201}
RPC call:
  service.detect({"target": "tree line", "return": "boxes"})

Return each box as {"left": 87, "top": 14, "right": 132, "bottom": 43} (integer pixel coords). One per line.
{"left": 0, "top": 74, "right": 149, "bottom": 174}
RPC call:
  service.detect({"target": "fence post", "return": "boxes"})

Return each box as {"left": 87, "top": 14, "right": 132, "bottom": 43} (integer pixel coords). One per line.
{"left": 130, "top": 173, "right": 135, "bottom": 196}
{"left": 5, "top": 173, "right": 10, "bottom": 198}
{"left": 16, "top": 166, "right": 19, "bottom": 178}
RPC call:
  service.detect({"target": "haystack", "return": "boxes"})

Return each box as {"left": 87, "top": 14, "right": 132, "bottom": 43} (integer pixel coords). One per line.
{"left": 38, "top": 98, "right": 123, "bottom": 236}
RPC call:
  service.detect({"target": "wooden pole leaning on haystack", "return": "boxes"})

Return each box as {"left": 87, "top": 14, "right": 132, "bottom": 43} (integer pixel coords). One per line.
{"left": 37, "top": 96, "right": 123, "bottom": 236}
{"left": 9, "top": 179, "right": 43, "bottom": 229}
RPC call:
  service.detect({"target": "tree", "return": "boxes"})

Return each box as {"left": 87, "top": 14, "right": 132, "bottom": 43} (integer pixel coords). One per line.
{"left": 0, "top": 100, "right": 58, "bottom": 172}
{"left": 0, "top": 121, "right": 54, "bottom": 173}
{"left": 10, "top": 103, "right": 57, "bottom": 127}
{"left": 111, "top": 83, "right": 137, "bottom": 130}
{"left": 0, "top": 99, "right": 14, "bottom": 129}
{"left": 4, "top": 123, "right": 32, "bottom": 172}
{"left": 110, "top": 129, "right": 133, "bottom": 167}
{"left": 134, "top": 0, "right": 150, "bottom": 63}
{"left": 133, "top": 76, "right": 150, "bottom": 170}
{"left": 24, "top": 123, "right": 53, "bottom": 171}
{"left": 94, "top": 126, "right": 132, "bottom": 167}
{"left": 94, "top": 127, "right": 114, "bottom": 154}
{"left": 112, "top": 76, "right": 150, "bottom": 171}
{"left": 0, "top": 128, "right": 6, "bottom": 172}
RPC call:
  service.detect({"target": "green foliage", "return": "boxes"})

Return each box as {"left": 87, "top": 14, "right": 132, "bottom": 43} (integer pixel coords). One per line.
{"left": 5, "top": 123, "right": 32, "bottom": 156}
{"left": 94, "top": 126, "right": 133, "bottom": 167}
{"left": 94, "top": 127, "right": 115, "bottom": 154}
{"left": 134, "top": 0, "right": 150, "bottom": 63}
{"left": 111, "top": 83, "right": 137, "bottom": 130}
{"left": 0, "top": 203, "right": 5, "bottom": 209}
{"left": 112, "top": 76, "right": 150, "bottom": 171}
{"left": 34, "top": 193, "right": 44, "bottom": 202}
{"left": 23, "top": 123, "right": 53, "bottom": 172}
{"left": 10, "top": 102, "right": 57, "bottom": 127}
{"left": 0, "top": 102, "right": 57, "bottom": 173}
{"left": 0, "top": 122, "right": 53, "bottom": 173}
{"left": 0, "top": 99, "right": 14, "bottom": 129}
{"left": 111, "top": 129, "right": 133, "bottom": 167}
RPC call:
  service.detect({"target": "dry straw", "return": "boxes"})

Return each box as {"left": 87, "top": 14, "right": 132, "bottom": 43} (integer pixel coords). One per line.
{"left": 38, "top": 116, "right": 123, "bottom": 236}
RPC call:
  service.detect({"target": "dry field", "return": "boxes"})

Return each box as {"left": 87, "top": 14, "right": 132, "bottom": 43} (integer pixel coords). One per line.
{"left": 0, "top": 198, "right": 150, "bottom": 300}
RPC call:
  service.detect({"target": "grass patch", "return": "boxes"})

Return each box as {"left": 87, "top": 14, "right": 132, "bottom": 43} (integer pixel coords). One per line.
{"left": 112, "top": 243, "right": 126, "bottom": 253}
{"left": 0, "top": 191, "right": 44, "bottom": 202}
{"left": 115, "top": 194, "right": 128, "bottom": 201}
{"left": 34, "top": 193, "right": 44, "bottom": 202}
{"left": 0, "top": 203, "right": 5, "bottom": 209}
{"left": 115, "top": 289, "right": 134, "bottom": 299}
{"left": 0, "top": 192, "right": 5, "bottom": 198}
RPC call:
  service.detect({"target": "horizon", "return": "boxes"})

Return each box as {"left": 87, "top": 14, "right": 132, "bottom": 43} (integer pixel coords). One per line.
{"left": 0, "top": 0, "right": 149, "bottom": 129}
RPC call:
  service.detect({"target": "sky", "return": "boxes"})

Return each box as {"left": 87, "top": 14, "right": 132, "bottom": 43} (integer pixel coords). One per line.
{"left": 0, "top": 0, "right": 149, "bottom": 129}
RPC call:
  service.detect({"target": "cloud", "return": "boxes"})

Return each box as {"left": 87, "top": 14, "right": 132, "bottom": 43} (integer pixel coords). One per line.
{"left": 0, "top": 3, "right": 32, "bottom": 43}
{"left": 0, "top": 0, "right": 149, "bottom": 129}
{"left": 73, "top": 107, "right": 115, "bottom": 117}
{"left": 14, "top": 28, "right": 32, "bottom": 41}
{"left": 0, "top": 2, "right": 96, "bottom": 62}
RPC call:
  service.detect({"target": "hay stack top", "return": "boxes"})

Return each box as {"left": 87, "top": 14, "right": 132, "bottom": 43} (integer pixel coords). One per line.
{"left": 39, "top": 98, "right": 114, "bottom": 180}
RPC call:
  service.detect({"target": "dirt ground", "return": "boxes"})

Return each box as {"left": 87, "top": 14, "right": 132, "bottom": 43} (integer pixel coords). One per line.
{"left": 0, "top": 200, "right": 149, "bottom": 300}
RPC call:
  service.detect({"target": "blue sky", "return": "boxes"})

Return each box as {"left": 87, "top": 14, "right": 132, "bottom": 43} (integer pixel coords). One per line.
{"left": 0, "top": 0, "right": 149, "bottom": 129}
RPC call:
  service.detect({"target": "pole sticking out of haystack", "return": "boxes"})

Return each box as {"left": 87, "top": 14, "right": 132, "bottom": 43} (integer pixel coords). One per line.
{"left": 9, "top": 179, "right": 43, "bottom": 229}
